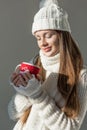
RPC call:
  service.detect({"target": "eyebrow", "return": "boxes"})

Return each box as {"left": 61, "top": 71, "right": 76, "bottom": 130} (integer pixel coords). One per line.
{"left": 35, "top": 31, "right": 54, "bottom": 37}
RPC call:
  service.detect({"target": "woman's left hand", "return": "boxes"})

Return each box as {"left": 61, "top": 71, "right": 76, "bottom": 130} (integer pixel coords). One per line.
{"left": 18, "top": 71, "right": 33, "bottom": 87}
{"left": 19, "top": 71, "right": 43, "bottom": 86}
{"left": 12, "top": 71, "right": 42, "bottom": 97}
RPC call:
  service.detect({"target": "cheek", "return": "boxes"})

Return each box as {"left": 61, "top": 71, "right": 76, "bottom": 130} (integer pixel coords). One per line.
{"left": 54, "top": 37, "right": 59, "bottom": 47}
{"left": 52, "top": 41, "right": 60, "bottom": 51}
{"left": 49, "top": 36, "right": 59, "bottom": 45}
{"left": 55, "top": 42, "right": 59, "bottom": 48}
{"left": 52, "top": 40, "right": 59, "bottom": 48}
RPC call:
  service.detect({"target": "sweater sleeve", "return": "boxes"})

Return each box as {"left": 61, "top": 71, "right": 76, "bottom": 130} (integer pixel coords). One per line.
{"left": 8, "top": 93, "right": 32, "bottom": 121}
{"left": 29, "top": 69, "right": 87, "bottom": 130}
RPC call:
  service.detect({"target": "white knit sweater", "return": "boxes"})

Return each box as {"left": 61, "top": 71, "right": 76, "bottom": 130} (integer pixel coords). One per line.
{"left": 8, "top": 51, "right": 87, "bottom": 130}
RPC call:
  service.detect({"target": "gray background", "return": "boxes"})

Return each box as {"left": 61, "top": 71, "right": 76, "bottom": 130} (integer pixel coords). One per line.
{"left": 0, "top": 0, "right": 87, "bottom": 129}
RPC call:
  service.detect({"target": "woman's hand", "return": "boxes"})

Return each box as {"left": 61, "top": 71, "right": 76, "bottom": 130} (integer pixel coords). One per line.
{"left": 10, "top": 65, "right": 42, "bottom": 87}
{"left": 10, "top": 64, "right": 43, "bottom": 97}
{"left": 10, "top": 65, "right": 33, "bottom": 87}
{"left": 10, "top": 71, "right": 33, "bottom": 87}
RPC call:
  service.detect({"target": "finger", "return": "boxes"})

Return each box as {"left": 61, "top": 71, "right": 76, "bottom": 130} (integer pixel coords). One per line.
{"left": 19, "top": 74, "right": 28, "bottom": 87}
{"left": 15, "top": 79, "right": 21, "bottom": 87}
{"left": 10, "top": 72, "right": 19, "bottom": 83}
{"left": 13, "top": 75, "right": 20, "bottom": 86}
{"left": 21, "top": 72, "right": 29, "bottom": 82}
{"left": 24, "top": 71, "right": 33, "bottom": 80}
{"left": 20, "top": 71, "right": 33, "bottom": 81}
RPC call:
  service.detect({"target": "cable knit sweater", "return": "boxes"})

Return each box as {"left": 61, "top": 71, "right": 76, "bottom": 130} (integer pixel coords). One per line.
{"left": 8, "top": 51, "right": 87, "bottom": 130}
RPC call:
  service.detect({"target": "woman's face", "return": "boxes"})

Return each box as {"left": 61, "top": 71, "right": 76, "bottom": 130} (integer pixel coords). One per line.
{"left": 34, "top": 30, "right": 60, "bottom": 57}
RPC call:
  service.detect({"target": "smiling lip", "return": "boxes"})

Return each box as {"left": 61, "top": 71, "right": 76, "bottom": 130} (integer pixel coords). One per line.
{"left": 43, "top": 47, "right": 51, "bottom": 52}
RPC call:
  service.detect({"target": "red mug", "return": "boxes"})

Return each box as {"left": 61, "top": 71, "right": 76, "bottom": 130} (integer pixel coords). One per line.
{"left": 20, "top": 62, "right": 40, "bottom": 76}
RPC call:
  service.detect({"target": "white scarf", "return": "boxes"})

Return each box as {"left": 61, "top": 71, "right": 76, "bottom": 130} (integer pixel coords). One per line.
{"left": 39, "top": 50, "right": 60, "bottom": 73}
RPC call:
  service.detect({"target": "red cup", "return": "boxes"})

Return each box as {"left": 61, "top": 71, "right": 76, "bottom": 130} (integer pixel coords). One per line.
{"left": 20, "top": 62, "right": 40, "bottom": 76}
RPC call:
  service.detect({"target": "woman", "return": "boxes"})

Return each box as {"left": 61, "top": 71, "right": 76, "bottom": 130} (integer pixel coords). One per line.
{"left": 8, "top": 0, "right": 87, "bottom": 130}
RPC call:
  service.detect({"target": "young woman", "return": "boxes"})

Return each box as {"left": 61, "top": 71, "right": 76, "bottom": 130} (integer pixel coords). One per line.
{"left": 8, "top": 0, "right": 87, "bottom": 130}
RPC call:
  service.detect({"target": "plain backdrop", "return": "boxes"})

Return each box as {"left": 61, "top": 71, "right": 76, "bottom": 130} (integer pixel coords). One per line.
{"left": 0, "top": 0, "right": 87, "bottom": 129}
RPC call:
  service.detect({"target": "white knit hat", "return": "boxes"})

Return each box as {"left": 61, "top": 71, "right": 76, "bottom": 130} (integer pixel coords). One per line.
{"left": 32, "top": 0, "right": 71, "bottom": 34}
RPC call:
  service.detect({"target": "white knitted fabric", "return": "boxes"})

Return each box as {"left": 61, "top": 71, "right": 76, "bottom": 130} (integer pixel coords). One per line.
{"left": 8, "top": 93, "right": 32, "bottom": 121}
{"left": 40, "top": 50, "right": 60, "bottom": 78}
{"left": 40, "top": 50, "right": 60, "bottom": 72}
{"left": 32, "top": 0, "right": 71, "bottom": 34}
{"left": 8, "top": 53, "right": 87, "bottom": 130}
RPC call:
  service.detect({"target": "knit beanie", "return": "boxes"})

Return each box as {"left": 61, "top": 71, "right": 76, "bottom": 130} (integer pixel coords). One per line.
{"left": 32, "top": 0, "right": 71, "bottom": 34}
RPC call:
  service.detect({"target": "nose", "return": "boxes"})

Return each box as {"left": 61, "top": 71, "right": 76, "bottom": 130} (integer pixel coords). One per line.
{"left": 40, "top": 37, "right": 48, "bottom": 46}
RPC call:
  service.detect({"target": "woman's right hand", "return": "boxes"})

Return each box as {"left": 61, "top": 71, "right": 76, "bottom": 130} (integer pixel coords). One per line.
{"left": 10, "top": 65, "right": 34, "bottom": 87}
{"left": 10, "top": 72, "right": 21, "bottom": 87}
{"left": 10, "top": 65, "right": 21, "bottom": 87}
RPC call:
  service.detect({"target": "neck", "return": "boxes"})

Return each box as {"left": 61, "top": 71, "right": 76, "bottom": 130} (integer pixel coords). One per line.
{"left": 39, "top": 50, "right": 60, "bottom": 72}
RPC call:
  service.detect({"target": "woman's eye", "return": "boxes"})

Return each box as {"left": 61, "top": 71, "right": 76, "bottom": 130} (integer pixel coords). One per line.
{"left": 45, "top": 34, "right": 52, "bottom": 38}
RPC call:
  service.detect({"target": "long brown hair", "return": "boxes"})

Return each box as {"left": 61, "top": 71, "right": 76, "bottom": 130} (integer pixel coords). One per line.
{"left": 58, "top": 31, "right": 83, "bottom": 118}
{"left": 20, "top": 31, "right": 83, "bottom": 124}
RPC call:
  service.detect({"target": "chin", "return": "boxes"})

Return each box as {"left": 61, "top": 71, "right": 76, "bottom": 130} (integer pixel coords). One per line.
{"left": 42, "top": 50, "right": 56, "bottom": 57}
{"left": 44, "top": 53, "right": 53, "bottom": 57}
